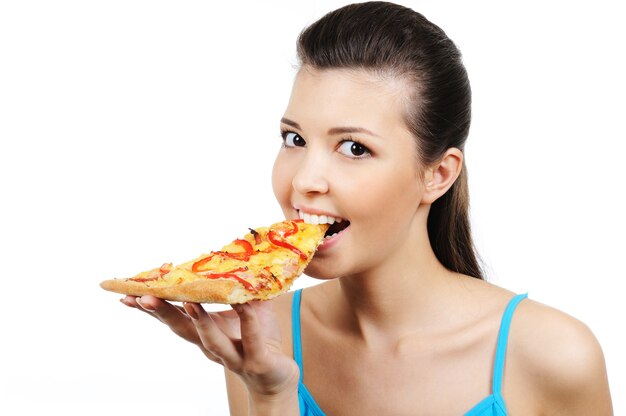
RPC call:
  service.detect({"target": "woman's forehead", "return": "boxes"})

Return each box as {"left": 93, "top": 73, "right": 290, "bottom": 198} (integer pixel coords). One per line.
{"left": 294, "top": 66, "right": 410, "bottom": 96}
{"left": 285, "top": 67, "right": 412, "bottom": 133}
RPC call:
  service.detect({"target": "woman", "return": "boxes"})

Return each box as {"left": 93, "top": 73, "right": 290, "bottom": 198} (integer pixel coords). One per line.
{"left": 122, "top": 2, "right": 613, "bottom": 414}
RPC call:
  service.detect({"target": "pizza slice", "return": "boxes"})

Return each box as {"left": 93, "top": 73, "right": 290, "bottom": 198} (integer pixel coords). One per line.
{"left": 100, "top": 219, "right": 328, "bottom": 304}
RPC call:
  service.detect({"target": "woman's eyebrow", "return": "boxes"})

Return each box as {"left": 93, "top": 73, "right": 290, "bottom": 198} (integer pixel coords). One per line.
{"left": 280, "top": 117, "right": 381, "bottom": 138}
{"left": 327, "top": 126, "right": 381, "bottom": 138}
{"left": 280, "top": 117, "right": 301, "bottom": 130}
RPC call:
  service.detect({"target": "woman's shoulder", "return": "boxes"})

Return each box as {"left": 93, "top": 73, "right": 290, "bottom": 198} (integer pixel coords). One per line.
{"left": 506, "top": 295, "right": 612, "bottom": 413}
{"left": 461, "top": 279, "right": 604, "bottom": 371}
{"left": 511, "top": 297, "right": 604, "bottom": 377}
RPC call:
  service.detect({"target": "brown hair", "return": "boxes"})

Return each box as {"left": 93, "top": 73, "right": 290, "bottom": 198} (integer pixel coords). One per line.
{"left": 296, "top": 1, "right": 484, "bottom": 279}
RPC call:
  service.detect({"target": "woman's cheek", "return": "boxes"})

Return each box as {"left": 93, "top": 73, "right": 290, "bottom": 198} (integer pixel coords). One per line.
{"left": 271, "top": 154, "right": 290, "bottom": 206}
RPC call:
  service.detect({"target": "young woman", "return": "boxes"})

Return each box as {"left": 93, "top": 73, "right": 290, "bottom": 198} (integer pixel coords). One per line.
{"left": 121, "top": 2, "right": 613, "bottom": 415}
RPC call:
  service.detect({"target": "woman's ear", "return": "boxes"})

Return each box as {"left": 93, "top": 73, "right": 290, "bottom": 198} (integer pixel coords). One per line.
{"left": 421, "top": 148, "right": 463, "bottom": 204}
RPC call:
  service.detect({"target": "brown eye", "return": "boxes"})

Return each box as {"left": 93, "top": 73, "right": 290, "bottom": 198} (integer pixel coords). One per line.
{"left": 338, "top": 140, "right": 371, "bottom": 158}
{"left": 283, "top": 131, "right": 306, "bottom": 147}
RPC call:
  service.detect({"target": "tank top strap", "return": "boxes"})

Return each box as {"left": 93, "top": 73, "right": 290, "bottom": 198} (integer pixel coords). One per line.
{"left": 492, "top": 293, "right": 528, "bottom": 395}
{"left": 292, "top": 289, "right": 304, "bottom": 383}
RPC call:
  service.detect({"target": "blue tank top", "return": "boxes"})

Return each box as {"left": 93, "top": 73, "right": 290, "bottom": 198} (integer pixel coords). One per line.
{"left": 291, "top": 289, "right": 528, "bottom": 416}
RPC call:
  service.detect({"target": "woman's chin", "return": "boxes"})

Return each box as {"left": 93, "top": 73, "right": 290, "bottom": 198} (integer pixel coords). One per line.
{"left": 302, "top": 261, "right": 340, "bottom": 281}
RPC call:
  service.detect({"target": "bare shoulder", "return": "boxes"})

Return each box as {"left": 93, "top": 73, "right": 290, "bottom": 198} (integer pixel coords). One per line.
{"left": 511, "top": 299, "right": 606, "bottom": 384}
{"left": 507, "top": 298, "right": 613, "bottom": 414}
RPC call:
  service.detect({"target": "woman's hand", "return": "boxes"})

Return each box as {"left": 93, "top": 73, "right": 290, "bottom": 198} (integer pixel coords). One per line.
{"left": 120, "top": 295, "right": 300, "bottom": 402}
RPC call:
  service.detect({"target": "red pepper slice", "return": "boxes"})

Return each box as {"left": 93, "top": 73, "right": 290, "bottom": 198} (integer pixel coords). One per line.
{"left": 282, "top": 220, "right": 299, "bottom": 237}
{"left": 192, "top": 240, "right": 254, "bottom": 273}
{"left": 222, "top": 239, "right": 254, "bottom": 260}
{"left": 224, "top": 240, "right": 254, "bottom": 261}
{"left": 191, "top": 253, "right": 218, "bottom": 273}
{"left": 204, "top": 267, "right": 255, "bottom": 292}
{"left": 268, "top": 229, "right": 308, "bottom": 261}
{"left": 159, "top": 263, "right": 173, "bottom": 275}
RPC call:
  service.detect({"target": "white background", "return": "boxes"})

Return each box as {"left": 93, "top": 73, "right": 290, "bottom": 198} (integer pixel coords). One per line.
{"left": 1, "top": 1, "right": 624, "bottom": 414}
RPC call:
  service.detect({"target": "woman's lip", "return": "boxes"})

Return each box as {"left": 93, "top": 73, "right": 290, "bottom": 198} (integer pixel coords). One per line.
{"left": 317, "top": 224, "right": 350, "bottom": 252}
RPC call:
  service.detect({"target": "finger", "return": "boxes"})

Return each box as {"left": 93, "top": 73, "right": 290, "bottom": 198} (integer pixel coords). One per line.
{"left": 134, "top": 298, "right": 224, "bottom": 364}
{"left": 233, "top": 302, "right": 268, "bottom": 362}
{"left": 135, "top": 295, "right": 186, "bottom": 315}
{"left": 135, "top": 295, "right": 203, "bottom": 344}
{"left": 185, "top": 302, "right": 242, "bottom": 368}
{"left": 210, "top": 311, "right": 242, "bottom": 340}
{"left": 120, "top": 296, "right": 135, "bottom": 308}
{"left": 120, "top": 295, "right": 144, "bottom": 309}
{"left": 122, "top": 296, "right": 164, "bottom": 318}
{"left": 121, "top": 295, "right": 186, "bottom": 317}
{"left": 120, "top": 296, "right": 223, "bottom": 364}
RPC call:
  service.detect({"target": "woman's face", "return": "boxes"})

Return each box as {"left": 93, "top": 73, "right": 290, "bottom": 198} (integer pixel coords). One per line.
{"left": 272, "top": 67, "right": 426, "bottom": 279}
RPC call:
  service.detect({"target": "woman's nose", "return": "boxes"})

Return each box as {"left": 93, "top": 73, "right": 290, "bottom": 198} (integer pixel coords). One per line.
{"left": 291, "top": 153, "right": 329, "bottom": 196}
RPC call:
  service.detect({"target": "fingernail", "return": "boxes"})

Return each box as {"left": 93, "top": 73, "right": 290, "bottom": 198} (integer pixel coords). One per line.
{"left": 136, "top": 297, "right": 155, "bottom": 312}
{"left": 184, "top": 302, "right": 199, "bottom": 320}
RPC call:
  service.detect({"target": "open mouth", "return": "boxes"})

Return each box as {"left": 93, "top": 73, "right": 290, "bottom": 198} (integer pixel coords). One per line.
{"left": 297, "top": 210, "right": 351, "bottom": 240}
{"left": 323, "top": 219, "right": 350, "bottom": 239}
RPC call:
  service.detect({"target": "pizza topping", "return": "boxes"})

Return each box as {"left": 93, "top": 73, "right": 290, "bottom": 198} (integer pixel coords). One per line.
{"left": 191, "top": 239, "right": 254, "bottom": 272}
{"left": 270, "top": 219, "right": 300, "bottom": 237}
{"left": 249, "top": 228, "right": 263, "bottom": 245}
{"left": 191, "top": 254, "right": 217, "bottom": 273}
{"left": 131, "top": 276, "right": 157, "bottom": 283}
{"left": 223, "top": 239, "right": 254, "bottom": 260}
{"left": 203, "top": 267, "right": 256, "bottom": 292}
{"left": 160, "top": 263, "right": 173, "bottom": 274}
{"left": 130, "top": 262, "right": 173, "bottom": 282}
{"left": 263, "top": 266, "right": 282, "bottom": 289}
{"left": 268, "top": 222, "right": 309, "bottom": 261}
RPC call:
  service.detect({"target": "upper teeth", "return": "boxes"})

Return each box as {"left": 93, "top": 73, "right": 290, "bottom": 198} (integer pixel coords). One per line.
{"left": 298, "top": 211, "right": 344, "bottom": 225}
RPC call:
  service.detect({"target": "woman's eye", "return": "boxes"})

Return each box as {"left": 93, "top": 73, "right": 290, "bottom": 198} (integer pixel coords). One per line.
{"left": 337, "top": 140, "right": 371, "bottom": 158}
{"left": 282, "top": 131, "right": 306, "bottom": 148}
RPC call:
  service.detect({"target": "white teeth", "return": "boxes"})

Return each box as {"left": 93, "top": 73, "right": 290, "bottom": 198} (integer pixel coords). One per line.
{"left": 324, "top": 233, "right": 338, "bottom": 240}
{"left": 298, "top": 210, "right": 344, "bottom": 225}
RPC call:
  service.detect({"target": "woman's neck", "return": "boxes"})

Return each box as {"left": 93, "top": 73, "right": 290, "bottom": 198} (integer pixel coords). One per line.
{"left": 328, "top": 214, "right": 459, "bottom": 345}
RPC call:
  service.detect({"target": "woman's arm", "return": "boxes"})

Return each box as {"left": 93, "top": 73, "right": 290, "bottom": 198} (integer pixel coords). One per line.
{"left": 226, "top": 368, "right": 249, "bottom": 416}
{"left": 226, "top": 367, "right": 300, "bottom": 416}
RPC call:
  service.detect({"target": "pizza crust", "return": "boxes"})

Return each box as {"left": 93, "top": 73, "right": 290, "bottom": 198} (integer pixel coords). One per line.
{"left": 100, "top": 265, "right": 303, "bottom": 304}
{"left": 100, "top": 278, "right": 246, "bottom": 304}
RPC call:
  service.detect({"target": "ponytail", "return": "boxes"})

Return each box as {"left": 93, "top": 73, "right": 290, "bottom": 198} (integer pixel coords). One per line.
{"left": 427, "top": 165, "right": 483, "bottom": 279}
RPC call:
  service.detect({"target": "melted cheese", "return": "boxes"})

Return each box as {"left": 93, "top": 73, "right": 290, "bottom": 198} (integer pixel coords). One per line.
{"left": 137, "top": 221, "right": 327, "bottom": 289}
